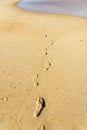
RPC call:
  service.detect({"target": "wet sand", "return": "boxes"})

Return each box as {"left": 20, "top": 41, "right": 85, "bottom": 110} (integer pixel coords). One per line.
{"left": 0, "top": 0, "right": 87, "bottom": 130}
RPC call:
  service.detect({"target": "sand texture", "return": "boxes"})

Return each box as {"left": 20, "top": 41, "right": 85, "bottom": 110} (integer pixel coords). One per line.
{"left": 0, "top": 0, "right": 87, "bottom": 130}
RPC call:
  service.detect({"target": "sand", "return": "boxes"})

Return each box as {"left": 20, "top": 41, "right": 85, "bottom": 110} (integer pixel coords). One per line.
{"left": 0, "top": 0, "right": 87, "bottom": 130}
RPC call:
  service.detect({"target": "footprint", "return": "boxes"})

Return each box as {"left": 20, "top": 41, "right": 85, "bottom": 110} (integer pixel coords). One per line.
{"left": 32, "top": 74, "right": 39, "bottom": 87}
{"left": 0, "top": 96, "right": 8, "bottom": 103}
{"left": 41, "top": 48, "right": 48, "bottom": 56}
{"left": 42, "top": 61, "right": 51, "bottom": 71}
{"left": 50, "top": 40, "right": 55, "bottom": 46}
{"left": 33, "top": 97, "right": 45, "bottom": 117}
{"left": 36, "top": 124, "right": 45, "bottom": 130}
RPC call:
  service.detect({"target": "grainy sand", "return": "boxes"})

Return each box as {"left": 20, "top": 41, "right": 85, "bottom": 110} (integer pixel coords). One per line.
{"left": 0, "top": 0, "right": 87, "bottom": 130}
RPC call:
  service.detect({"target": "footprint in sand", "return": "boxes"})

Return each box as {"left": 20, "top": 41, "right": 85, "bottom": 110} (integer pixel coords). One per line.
{"left": 42, "top": 61, "right": 51, "bottom": 71}
{"left": 41, "top": 48, "right": 48, "bottom": 56}
{"left": 33, "top": 97, "right": 45, "bottom": 117}
{"left": 0, "top": 96, "right": 8, "bottom": 103}
{"left": 36, "top": 124, "right": 45, "bottom": 130}
{"left": 50, "top": 40, "right": 55, "bottom": 46}
{"left": 32, "top": 74, "right": 39, "bottom": 87}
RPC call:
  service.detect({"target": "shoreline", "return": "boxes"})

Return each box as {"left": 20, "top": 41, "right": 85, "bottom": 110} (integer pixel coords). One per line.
{"left": 16, "top": 0, "right": 87, "bottom": 19}
{"left": 2, "top": 0, "right": 87, "bottom": 19}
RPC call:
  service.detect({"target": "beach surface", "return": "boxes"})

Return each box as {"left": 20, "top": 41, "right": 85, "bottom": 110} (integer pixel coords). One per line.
{"left": 0, "top": 0, "right": 87, "bottom": 130}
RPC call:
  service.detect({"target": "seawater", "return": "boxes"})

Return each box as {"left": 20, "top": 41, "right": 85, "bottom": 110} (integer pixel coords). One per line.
{"left": 16, "top": 0, "right": 87, "bottom": 18}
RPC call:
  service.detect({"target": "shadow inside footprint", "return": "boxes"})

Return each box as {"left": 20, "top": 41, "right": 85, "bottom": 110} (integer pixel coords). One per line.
{"left": 37, "top": 98, "right": 46, "bottom": 117}
{"left": 34, "top": 97, "right": 46, "bottom": 117}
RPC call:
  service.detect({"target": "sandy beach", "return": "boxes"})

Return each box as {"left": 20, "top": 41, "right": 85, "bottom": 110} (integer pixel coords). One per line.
{"left": 0, "top": 0, "right": 87, "bottom": 130}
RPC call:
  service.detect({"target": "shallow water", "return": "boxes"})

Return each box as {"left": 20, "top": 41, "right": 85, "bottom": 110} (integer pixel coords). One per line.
{"left": 17, "top": 0, "right": 87, "bottom": 18}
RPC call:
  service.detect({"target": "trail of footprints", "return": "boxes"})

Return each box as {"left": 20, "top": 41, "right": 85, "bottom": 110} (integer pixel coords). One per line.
{"left": 32, "top": 40, "right": 55, "bottom": 129}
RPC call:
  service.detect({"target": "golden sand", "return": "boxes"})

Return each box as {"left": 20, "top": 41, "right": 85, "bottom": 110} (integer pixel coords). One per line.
{"left": 0, "top": 0, "right": 87, "bottom": 130}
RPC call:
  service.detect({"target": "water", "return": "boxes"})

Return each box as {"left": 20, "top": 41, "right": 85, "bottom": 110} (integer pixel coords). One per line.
{"left": 16, "top": 0, "right": 87, "bottom": 18}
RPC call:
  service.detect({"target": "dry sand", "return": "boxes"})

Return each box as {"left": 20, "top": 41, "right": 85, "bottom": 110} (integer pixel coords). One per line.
{"left": 0, "top": 0, "right": 87, "bottom": 130}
